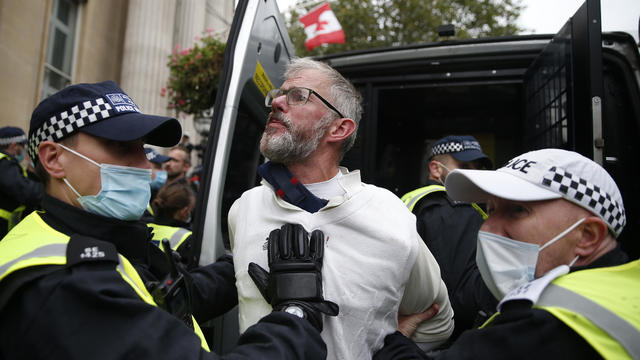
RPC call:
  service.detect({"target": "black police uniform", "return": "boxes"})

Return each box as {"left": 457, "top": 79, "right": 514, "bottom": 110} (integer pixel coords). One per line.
{"left": 412, "top": 179, "right": 496, "bottom": 339}
{"left": 0, "top": 195, "right": 326, "bottom": 359}
{"left": 374, "top": 246, "right": 629, "bottom": 360}
{"left": 0, "top": 150, "right": 44, "bottom": 239}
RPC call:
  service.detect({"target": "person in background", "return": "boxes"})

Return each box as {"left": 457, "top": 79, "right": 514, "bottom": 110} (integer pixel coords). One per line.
{"left": 0, "top": 81, "right": 328, "bottom": 359}
{"left": 165, "top": 145, "right": 192, "bottom": 186}
{"left": 228, "top": 57, "right": 453, "bottom": 359}
{"left": 179, "top": 131, "right": 194, "bottom": 153}
{"left": 147, "top": 181, "right": 197, "bottom": 268}
{"left": 188, "top": 164, "right": 202, "bottom": 193}
{"left": 376, "top": 148, "right": 638, "bottom": 360}
{"left": 400, "top": 135, "right": 496, "bottom": 340}
{"left": 145, "top": 147, "right": 170, "bottom": 198}
{"left": 0, "top": 126, "right": 44, "bottom": 238}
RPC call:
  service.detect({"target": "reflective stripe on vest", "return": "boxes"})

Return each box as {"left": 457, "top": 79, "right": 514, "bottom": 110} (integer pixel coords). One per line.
{"left": 401, "top": 184, "right": 488, "bottom": 219}
{"left": 0, "top": 206, "right": 26, "bottom": 231}
{"left": 147, "top": 223, "right": 191, "bottom": 251}
{"left": 0, "top": 153, "right": 27, "bottom": 231}
{"left": 0, "top": 212, "right": 209, "bottom": 351}
{"left": 535, "top": 260, "right": 640, "bottom": 359}
{"left": 480, "top": 260, "right": 640, "bottom": 359}
{"left": 401, "top": 185, "right": 446, "bottom": 212}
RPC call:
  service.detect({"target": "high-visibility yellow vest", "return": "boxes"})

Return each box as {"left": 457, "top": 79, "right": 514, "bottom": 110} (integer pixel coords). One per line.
{"left": 0, "top": 212, "right": 210, "bottom": 351}
{"left": 401, "top": 184, "right": 488, "bottom": 219}
{"left": 482, "top": 260, "right": 640, "bottom": 359}
{"left": 0, "top": 153, "right": 27, "bottom": 232}
{"left": 147, "top": 223, "right": 191, "bottom": 251}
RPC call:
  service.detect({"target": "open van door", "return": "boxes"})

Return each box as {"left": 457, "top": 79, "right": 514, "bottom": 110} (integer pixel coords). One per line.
{"left": 190, "top": 0, "right": 295, "bottom": 353}
{"left": 523, "top": 0, "right": 640, "bottom": 258}
{"left": 523, "top": 0, "right": 604, "bottom": 162}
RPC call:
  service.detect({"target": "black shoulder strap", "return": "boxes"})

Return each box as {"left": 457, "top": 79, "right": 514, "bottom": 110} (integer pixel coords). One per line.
{"left": 66, "top": 234, "right": 119, "bottom": 267}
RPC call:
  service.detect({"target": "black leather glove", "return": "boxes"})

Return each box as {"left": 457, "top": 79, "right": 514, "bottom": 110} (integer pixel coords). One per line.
{"left": 248, "top": 223, "right": 339, "bottom": 332}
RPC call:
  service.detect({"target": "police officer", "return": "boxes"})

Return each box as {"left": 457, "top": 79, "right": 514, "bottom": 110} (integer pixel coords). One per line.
{"left": 0, "top": 81, "right": 331, "bottom": 359}
{"left": 377, "top": 148, "right": 638, "bottom": 359}
{"left": 145, "top": 147, "right": 170, "bottom": 199}
{"left": 0, "top": 126, "right": 44, "bottom": 238}
{"left": 400, "top": 135, "right": 496, "bottom": 339}
{"left": 147, "top": 180, "right": 198, "bottom": 268}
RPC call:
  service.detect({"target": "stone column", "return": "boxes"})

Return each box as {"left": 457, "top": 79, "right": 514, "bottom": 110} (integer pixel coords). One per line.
{"left": 174, "top": 0, "right": 207, "bottom": 50}
{"left": 120, "top": 0, "right": 177, "bottom": 118}
{"left": 205, "top": 0, "right": 235, "bottom": 39}
{"left": 173, "top": 0, "right": 209, "bottom": 164}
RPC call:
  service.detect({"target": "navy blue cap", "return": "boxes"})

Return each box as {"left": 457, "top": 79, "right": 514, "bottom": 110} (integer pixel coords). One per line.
{"left": 0, "top": 126, "right": 27, "bottom": 146}
{"left": 145, "top": 147, "right": 171, "bottom": 164}
{"left": 28, "top": 80, "right": 181, "bottom": 161}
{"left": 430, "top": 135, "right": 493, "bottom": 169}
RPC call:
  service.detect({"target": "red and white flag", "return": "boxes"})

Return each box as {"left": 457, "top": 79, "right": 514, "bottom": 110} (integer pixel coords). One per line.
{"left": 298, "top": 2, "right": 345, "bottom": 51}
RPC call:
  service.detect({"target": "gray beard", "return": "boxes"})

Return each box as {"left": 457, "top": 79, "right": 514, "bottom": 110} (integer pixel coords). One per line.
{"left": 260, "top": 112, "right": 333, "bottom": 164}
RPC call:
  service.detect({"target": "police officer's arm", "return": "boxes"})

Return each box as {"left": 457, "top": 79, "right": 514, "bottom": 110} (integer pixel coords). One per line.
{"left": 398, "top": 232, "right": 454, "bottom": 342}
{"left": 189, "top": 254, "right": 238, "bottom": 322}
{"left": 375, "top": 300, "right": 600, "bottom": 360}
{"left": 0, "top": 261, "right": 326, "bottom": 359}
{"left": 0, "top": 159, "right": 44, "bottom": 208}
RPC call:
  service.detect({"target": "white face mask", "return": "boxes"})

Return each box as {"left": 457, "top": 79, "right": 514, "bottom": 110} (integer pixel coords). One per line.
{"left": 434, "top": 161, "right": 452, "bottom": 184}
{"left": 476, "top": 217, "right": 585, "bottom": 300}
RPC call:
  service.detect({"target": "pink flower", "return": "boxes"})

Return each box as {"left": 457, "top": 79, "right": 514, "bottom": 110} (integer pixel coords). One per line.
{"left": 180, "top": 49, "right": 189, "bottom": 56}
{"left": 178, "top": 99, "right": 186, "bottom": 106}
{"left": 195, "top": 53, "right": 203, "bottom": 59}
{"left": 206, "top": 27, "right": 214, "bottom": 33}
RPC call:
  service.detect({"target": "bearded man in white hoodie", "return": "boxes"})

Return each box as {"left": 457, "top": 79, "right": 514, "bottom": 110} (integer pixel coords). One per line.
{"left": 228, "top": 57, "right": 453, "bottom": 359}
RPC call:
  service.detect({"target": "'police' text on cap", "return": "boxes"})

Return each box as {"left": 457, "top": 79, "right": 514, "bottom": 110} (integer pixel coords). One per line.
{"left": 28, "top": 81, "right": 181, "bottom": 162}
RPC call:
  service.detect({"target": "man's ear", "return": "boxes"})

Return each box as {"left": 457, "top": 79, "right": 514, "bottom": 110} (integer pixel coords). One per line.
{"left": 575, "top": 216, "right": 609, "bottom": 257}
{"left": 38, "top": 141, "right": 66, "bottom": 179}
{"left": 428, "top": 160, "right": 443, "bottom": 180}
{"left": 326, "top": 117, "right": 356, "bottom": 143}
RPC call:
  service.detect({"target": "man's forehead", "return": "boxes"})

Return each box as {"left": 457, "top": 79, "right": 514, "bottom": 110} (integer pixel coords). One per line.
{"left": 489, "top": 196, "right": 568, "bottom": 209}
{"left": 284, "top": 69, "right": 327, "bottom": 89}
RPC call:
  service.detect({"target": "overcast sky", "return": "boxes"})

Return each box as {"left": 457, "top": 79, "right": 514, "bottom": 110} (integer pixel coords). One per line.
{"left": 276, "top": 0, "right": 640, "bottom": 42}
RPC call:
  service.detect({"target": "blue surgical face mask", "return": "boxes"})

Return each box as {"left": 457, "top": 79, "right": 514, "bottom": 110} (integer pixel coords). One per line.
{"left": 476, "top": 217, "right": 585, "bottom": 300}
{"left": 59, "top": 144, "right": 152, "bottom": 221}
{"left": 15, "top": 147, "right": 26, "bottom": 164}
{"left": 150, "top": 170, "right": 167, "bottom": 191}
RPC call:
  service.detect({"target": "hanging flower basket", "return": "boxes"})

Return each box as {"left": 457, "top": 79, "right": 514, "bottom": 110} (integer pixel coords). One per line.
{"left": 163, "top": 31, "right": 226, "bottom": 115}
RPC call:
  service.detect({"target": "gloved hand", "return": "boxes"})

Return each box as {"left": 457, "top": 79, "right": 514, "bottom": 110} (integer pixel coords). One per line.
{"left": 248, "top": 223, "right": 339, "bottom": 332}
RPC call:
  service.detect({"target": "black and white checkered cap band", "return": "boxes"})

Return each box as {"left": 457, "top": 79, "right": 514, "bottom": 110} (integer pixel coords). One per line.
{"left": 541, "top": 166, "right": 626, "bottom": 236}
{"left": 28, "top": 97, "right": 113, "bottom": 161}
{"left": 0, "top": 134, "right": 27, "bottom": 146}
{"left": 431, "top": 142, "right": 464, "bottom": 156}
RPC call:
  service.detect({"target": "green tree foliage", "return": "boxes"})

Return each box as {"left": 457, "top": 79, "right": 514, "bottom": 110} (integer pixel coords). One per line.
{"left": 284, "top": 0, "right": 524, "bottom": 56}
{"left": 164, "top": 32, "right": 226, "bottom": 114}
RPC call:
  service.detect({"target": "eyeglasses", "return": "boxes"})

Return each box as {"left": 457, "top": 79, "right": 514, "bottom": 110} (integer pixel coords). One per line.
{"left": 265, "top": 86, "right": 345, "bottom": 118}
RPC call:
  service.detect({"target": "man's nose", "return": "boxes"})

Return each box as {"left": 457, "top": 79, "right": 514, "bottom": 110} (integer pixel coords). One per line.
{"left": 479, "top": 216, "right": 505, "bottom": 236}
{"left": 271, "top": 92, "right": 288, "bottom": 112}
